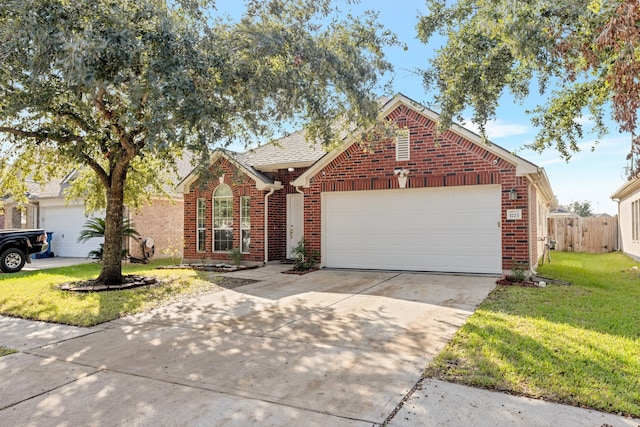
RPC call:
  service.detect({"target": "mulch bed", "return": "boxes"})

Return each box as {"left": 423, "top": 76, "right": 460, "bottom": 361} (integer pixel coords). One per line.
{"left": 58, "top": 274, "right": 258, "bottom": 293}
{"left": 497, "top": 275, "right": 573, "bottom": 288}
{"left": 59, "top": 275, "right": 161, "bottom": 292}
{"left": 496, "top": 277, "right": 541, "bottom": 287}
{"left": 282, "top": 267, "right": 319, "bottom": 275}
{"left": 157, "top": 264, "right": 260, "bottom": 273}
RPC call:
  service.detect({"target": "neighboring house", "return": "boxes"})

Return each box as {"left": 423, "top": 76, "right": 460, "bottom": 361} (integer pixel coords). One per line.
{"left": 178, "top": 93, "right": 557, "bottom": 275}
{"left": 611, "top": 176, "right": 640, "bottom": 260}
{"left": 2, "top": 160, "right": 190, "bottom": 259}
{"left": 592, "top": 213, "right": 614, "bottom": 218}
{"left": 549, "top": 207, "right": 579, "bottom": 219}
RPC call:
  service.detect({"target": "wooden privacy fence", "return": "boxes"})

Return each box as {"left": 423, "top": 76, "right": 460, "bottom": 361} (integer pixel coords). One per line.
{"left": 548, "top": 216, "right": 619, "bottom": 253}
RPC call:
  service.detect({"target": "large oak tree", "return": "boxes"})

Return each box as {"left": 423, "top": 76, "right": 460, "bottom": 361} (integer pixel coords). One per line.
{"left": 418, "top": 0, "right": 639, "bottom": 165}
{"left": 0, "top": 0, "right": 396, "bottom": 284}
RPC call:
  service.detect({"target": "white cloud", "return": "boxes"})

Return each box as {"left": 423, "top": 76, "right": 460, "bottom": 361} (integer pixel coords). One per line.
{"left": 462, "top": 118, "right": 530, "bottom": 139}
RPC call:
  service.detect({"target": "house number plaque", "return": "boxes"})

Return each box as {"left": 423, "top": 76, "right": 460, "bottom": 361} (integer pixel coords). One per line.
{"left": 506, "top": 209, "right": 522, "bottom": 220}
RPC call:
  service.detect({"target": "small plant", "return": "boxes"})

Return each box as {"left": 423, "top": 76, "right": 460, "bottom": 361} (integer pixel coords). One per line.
{"left": 161, "top": 237, "right": 184, "bottom": 262}
{"left": 291, "top": 238, "right": 319, "bottom": 271}
{"left": 509, "top": 259, "right": 528, "bottom": 282}
{"left": 228, "top": 247, "right": 243, "bottom": 266}
{"left": 78, "top": 217, "right": 140, "bottom": 260}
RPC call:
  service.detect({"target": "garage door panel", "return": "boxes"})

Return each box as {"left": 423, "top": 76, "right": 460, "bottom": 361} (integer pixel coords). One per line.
{"left": 323, "top": 185, "right": 502, "bottom": 274}
{"left": 42, "top": 206, "right": 102, "bottom": 258}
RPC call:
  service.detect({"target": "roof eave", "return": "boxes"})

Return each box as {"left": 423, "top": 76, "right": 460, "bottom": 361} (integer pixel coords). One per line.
{"left": 254, "top": 161, "right": 317, "bottom": 173}
{"left": 527, "top": 168, "right": 558, "bottom": 209}
{"left": 174, "top": 149, "right": 274, "bottom": 193}
{"left": 611, "top": 176, "right": 640, "bottom": 201}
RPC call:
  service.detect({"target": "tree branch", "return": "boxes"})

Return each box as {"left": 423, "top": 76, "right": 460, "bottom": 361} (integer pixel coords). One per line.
{"left": 0, "top": 126, "right": 81, "bottom": 144}
{"left": 55, "top": 106, "right": 94, "bottom": 133}
{"left": 93, "top": 86, "right": 138, "bottom": 159}
{"left": 0, "top": 125, "right": 110, "bottom": 187}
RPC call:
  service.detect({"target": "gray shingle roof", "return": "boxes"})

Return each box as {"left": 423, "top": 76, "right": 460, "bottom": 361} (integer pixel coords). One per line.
{"left": 239, "top": 130, "right": 327, "bottom": 169}
{"left": 25, "top": 177, "right": 67, "bottom": 199}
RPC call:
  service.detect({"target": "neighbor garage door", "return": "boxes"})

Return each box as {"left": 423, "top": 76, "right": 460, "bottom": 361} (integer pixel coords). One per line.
{"left": 322, "top": 184, "right": 502, "bottom": 274}
{"left": 41, "top": 205, "right": 102, "bottom": 258}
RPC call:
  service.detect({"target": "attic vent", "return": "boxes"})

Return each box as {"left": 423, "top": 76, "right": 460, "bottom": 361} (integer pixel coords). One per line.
{"left": 396, "top": 130, "right": 410, "bottom": 161}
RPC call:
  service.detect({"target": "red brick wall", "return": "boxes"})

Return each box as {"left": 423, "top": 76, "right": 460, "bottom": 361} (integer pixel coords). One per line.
{"left": 128, "top": 198, "right": 184, "bottom": 260}
{"left": 303, "top": 104, "right": 532, "bottom": 272}
{"left": 267, "top": 168, "right": 307, "bottom": 260}
{"left": 183, "top": 105, "right": 537, "bottom": 271}
{"left": 183, "top": 158, "right": 266, "bottom": 264}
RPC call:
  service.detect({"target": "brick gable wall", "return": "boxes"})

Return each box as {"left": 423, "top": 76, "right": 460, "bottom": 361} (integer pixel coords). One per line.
{"left": 302, "top": 105, "right": 533, "bottom": 271}
{"left": 183, "top": 158, "right": 266, "bottom": 263}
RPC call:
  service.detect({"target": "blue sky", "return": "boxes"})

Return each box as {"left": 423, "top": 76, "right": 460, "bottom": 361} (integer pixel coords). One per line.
{"left": 218, "top": 0, "right": 632, "bottom": 215}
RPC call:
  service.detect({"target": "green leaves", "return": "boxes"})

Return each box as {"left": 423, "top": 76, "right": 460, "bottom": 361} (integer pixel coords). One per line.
{"left": 418, "top": 0, "right": 639, "bottom": 162}
{"left": 0, "top": 0, "right": 396, "bottom": 283}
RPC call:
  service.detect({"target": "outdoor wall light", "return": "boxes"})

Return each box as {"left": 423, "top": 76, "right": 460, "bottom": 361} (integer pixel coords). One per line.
{"left": 393, "top": 167, "right": 410, "bottom": 188}
{"left": 287, "top": 167, "right": 295, "bottom": 172}
{"left": 509, "top": 188, "right": 518, "bottom": 200}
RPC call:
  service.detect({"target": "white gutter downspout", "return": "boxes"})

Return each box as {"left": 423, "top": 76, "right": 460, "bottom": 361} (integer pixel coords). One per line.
{"left": 263, "top": 187, "right": 275, "bottom": 265}
{"left": 263, "top": 181, "right": 283, "bottom": 265}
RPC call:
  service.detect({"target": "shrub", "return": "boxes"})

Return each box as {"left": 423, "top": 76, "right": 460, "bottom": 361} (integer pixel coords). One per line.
{"left": 291, "top": 238, "right": 319, "bottom": 271}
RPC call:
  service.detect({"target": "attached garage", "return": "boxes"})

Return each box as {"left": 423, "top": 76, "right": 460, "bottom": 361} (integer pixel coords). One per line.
{"left": 40, "top": 204, "right": 101, "bottom": 258}
{"left": 322, "top": 185, "right": 502, "bottom": 274}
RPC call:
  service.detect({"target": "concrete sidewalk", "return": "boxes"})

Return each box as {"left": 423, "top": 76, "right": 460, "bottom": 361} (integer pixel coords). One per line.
{"left": 1, "top": 266, "right": 638, "bottom": 426}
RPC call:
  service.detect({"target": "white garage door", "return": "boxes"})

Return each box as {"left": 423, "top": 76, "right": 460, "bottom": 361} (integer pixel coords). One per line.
{"left": 322, "top": 185, "right": 502, "bottom": 274}
{"left": 41, "top": 206, "right": 102, "bottom": 258}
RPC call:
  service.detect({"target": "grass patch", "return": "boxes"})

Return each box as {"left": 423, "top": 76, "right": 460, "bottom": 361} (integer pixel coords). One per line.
{"left": 0, "top": 346, "right": 17, "bottom": 357}
{"left": 426, "top": 252, "right": 640, "bottom": 417}
{"left": 0, "top": 260, "right": 243, "bottom": 327}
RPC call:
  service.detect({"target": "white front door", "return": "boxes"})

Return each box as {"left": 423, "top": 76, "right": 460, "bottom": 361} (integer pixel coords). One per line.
{"left": 286, "top": 193, "right": 304, "bottom": 258}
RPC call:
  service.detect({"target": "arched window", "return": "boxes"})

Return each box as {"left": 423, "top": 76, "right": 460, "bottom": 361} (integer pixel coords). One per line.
{"left": 213, "top": 184, "right": 233, "bottom": 251}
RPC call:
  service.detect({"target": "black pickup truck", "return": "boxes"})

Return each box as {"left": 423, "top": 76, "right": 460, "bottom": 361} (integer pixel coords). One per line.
{"left": 0, "top": 229, "right": 49, "bottom": 273}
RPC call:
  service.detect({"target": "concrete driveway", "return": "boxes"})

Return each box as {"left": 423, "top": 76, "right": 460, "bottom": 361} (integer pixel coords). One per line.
{"left": 1, "top": 266, "right": 490, "bottom": 425}
{"left": 1, "top": 266, "right": 637, "bottom": 426}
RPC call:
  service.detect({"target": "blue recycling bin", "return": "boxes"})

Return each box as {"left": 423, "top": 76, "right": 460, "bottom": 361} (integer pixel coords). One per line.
{"left": 35, "top": 232, "right": 54, "bottom": 259}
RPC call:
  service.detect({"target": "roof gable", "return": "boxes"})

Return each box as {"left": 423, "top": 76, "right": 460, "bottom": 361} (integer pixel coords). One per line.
{"left": 292, "top": 93, "right": 541, "bottom": 188}
{"left": 175, "top": 149, "right": 281, "bottom": 193}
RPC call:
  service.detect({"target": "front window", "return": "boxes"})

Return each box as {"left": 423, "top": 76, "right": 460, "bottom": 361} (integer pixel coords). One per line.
{"left": 197, "top": 198, "right": 206, "bottom": 252}
{"left": 213, "top": 184, "right": 233, "bottom": 251}
{"left": 240, "top": 196, "right": 250, "bottom": 253}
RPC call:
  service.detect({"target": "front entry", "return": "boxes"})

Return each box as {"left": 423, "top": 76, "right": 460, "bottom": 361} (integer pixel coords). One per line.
{"left": 286, "top": 193, "right": 304, "bottom": 258}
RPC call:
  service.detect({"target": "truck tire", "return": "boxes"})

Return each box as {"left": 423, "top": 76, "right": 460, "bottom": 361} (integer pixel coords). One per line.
{"left": 0, "top": 248, "right": 27, "bottom": 273}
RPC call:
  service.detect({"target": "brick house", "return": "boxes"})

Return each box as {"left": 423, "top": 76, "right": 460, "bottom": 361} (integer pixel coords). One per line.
{"left": 2, "top": 159, "right": 190, "bottom": 259}
{"left": 178, "top": 94, "right": 557, "bottom": 275}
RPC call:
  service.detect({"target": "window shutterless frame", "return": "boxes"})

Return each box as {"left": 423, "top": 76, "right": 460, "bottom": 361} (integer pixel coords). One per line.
{"left": 240, "top": 196, "right": 250, "bottom": 253}
{"left": 196, "top": 198, "right": 206, "bottom": 252}
{"left": 213, "top": 184, "right": 233, "bottom": 252}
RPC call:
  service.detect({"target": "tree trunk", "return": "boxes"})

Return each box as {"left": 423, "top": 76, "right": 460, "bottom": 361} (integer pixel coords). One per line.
{"left": 96, "top": 173, "right": 126, "bottom": 285}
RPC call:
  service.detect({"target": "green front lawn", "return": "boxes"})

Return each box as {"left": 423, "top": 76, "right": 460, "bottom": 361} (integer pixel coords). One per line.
{"left": 426, "top": 252, "right": 640, "bottom": 417}
{"left": 0, "top": 260, "right": 230, "bottom": 327}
